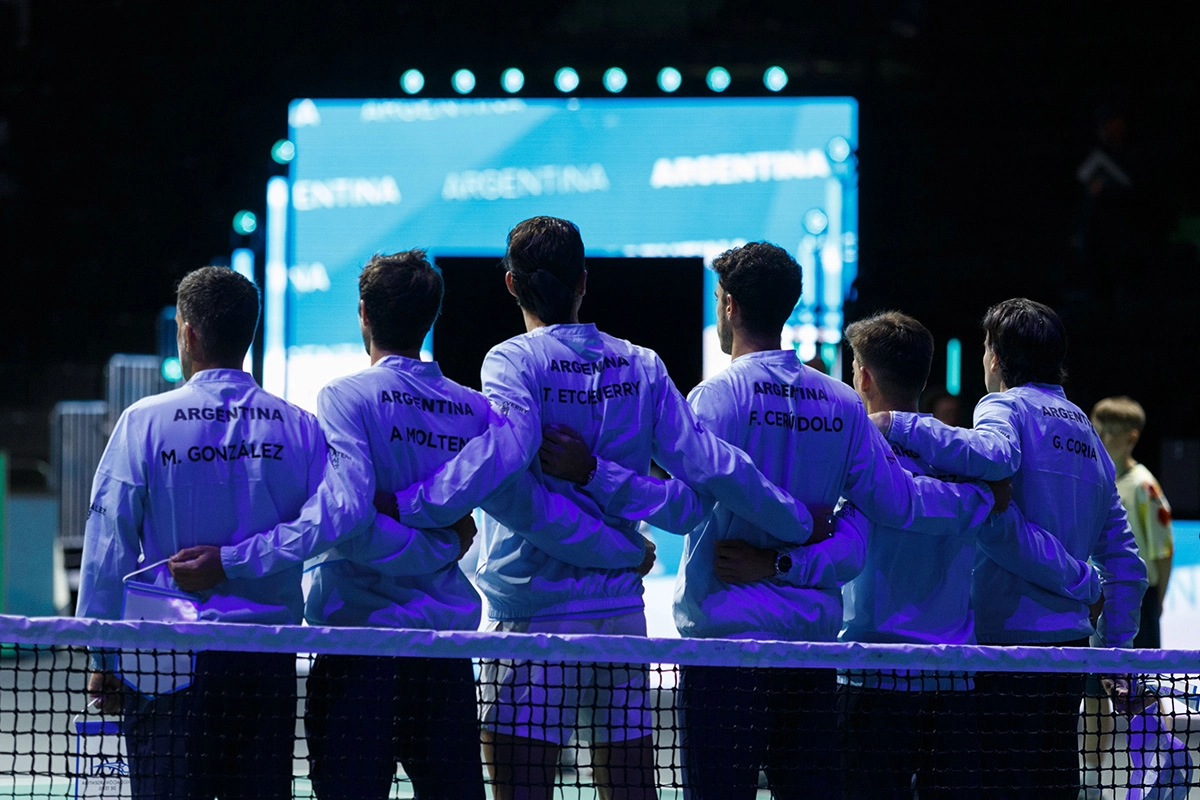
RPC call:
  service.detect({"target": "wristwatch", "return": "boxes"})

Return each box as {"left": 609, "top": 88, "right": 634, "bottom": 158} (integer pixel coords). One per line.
{"left": 774, "top": 550, "right": 794, "bottom": 577}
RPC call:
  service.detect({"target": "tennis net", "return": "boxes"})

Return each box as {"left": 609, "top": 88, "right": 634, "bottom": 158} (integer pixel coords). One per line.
{"left": 1, "top": 614, "right": 1197, "bottom": 799}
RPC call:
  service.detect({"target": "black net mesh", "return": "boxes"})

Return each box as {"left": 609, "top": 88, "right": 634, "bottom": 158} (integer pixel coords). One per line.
{"left": 1, "top": 618, "right": 1198, "bottom": 799}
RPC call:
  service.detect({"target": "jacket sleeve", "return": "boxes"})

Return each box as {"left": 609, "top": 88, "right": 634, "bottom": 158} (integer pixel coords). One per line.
{"left": 332, "top": 514, "right": 461, "bottom": 576}
{"left": 975, "top": 504, "right": 1101, "bottom": 603}
{"left": 887, "top": 393, "right": 1021, "bottom": 480}
{"left": 75, "top": 413, "right": 147, "bottom": 671}
{"left": 480, "top": 466, "right": 647, "bottom": 569}
{"left": 578, "top": 456, "right": 713, "bottom": 535}
{"left": 386, "top": 347, "right": 644, "bottom": 568}
{"left": 646, "top": 360, "right": 815, "bottom": 545}
{"left": 781, "top": 499, "right": 868, "bottom": 589}
{"left": 386, "top": 399, "right": 531, "bottom": 528}
{"left": 220, "top": 383, "right": 378, "bottom": 580}
{"left": 844, "top": 412, "right": 997, "bottom": 534}
{"left": 1092, "top": 481, "right": 1150, "bottom": 648}
{"left": 76, "top": 414, "right": 146, "bottom": 624}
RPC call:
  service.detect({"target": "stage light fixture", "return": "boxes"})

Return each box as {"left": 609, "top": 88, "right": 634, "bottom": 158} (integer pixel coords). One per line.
{"left": 706, "top": 67, "right": 731, "bottom": 92}
{"left": 555, "top": 67, "right": 580, "bottom": 93}
{"left": 501, "top": 68, "right": 525, "bottom": 93}
{"left": 947, "top": 339, "right": 962, "bottom": 396}
{"left": 452, "top": 69, "right": 476, "bottom": 94}
{"left": 400, "top": 69, "right": 424, "bottom": 95}
{"left": 827, "top": 136, "right": 851, "bottom": 163}
{"left": 802, "top": 208, "right": 828, "bottom": 236}
{"left": 270, "top": 139, "right": 295, "bottom": 165}
{"left": 764, "top": 66, "right": 788, "bottom": 92}
{"left": 232, "top": 210, "right": 258, "bottom": 236}
{"left": 603, "top": 67, "right": 627, "bottom": 93}
{"left": 161, "top": 357, "right": 183, "bottom": 383}
{"left": 657, "top": 67, "right": 682, "bottom": 93}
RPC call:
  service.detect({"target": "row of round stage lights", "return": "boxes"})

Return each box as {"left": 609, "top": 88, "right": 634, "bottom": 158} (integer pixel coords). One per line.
{"left": 398, "top": 66, "right": 790, "bottom": 95}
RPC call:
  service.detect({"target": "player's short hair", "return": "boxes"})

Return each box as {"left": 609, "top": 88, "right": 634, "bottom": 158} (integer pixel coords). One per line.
{"left": 844, "top": 311, "right": 934, "bottom": 400}
{"left": 981, "top": 298, "right": 1067, "bottom": 387}
{"left": 175, "top": 266, "right": 260, "bottom": 365}
{"left": 711, "top": 242, "right": 802, "bottom": 339}
{"left": 503, "top": 216, "right": 585, "bottom": 325}
{"left": 1092, "top": 396, "right": 1146, "bottom": 433}
{"left": 358, "top": 249, "right": 443, "bottom": 351}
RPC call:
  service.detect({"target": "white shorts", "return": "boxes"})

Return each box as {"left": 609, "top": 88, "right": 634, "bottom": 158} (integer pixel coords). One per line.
{"left": 479, "top": 611, "right": 652, "bottom": 746}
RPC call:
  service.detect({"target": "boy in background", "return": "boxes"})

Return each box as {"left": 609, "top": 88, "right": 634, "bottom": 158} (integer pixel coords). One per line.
{"left": 1091, "top": 395, "right": 1173, "bottom": 648}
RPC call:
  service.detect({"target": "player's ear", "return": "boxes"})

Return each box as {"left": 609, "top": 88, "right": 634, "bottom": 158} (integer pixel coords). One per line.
{"left": 180, "top": 321, "right": 200, "bottom": 356}
{"left": 857, "top": 363, "right": 873, "bottom": 393}
{"left": 358, "top": 299, "right": 374, "bottom": 334}
{"left": 504, "top": 270, "right": 518, "bottom": 298}
{"left": 725, "top": 291, "right": 740, "bottom": 323}
{"left": 576, "top": 269, "right": 587, "bottom": 298}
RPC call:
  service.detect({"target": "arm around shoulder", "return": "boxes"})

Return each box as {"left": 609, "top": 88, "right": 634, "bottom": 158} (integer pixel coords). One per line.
{"left": 889, "top": 394, "right": 1021, "bottom": 480}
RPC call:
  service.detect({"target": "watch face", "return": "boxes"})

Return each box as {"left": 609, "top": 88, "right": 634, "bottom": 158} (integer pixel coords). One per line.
{"left": 777, "top": 553, "right": 793, "bottom": 574}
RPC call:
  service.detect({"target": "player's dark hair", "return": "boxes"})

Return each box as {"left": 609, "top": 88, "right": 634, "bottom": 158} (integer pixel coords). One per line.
{"left": 175, "top": 266, "right": 260, "bottom": 366}
{"left": 981, "top": 298, "right": 1067, "bottom": 387}
{"left": 844, "top": 311, "right": 934, "bottom": 402}
{"left": 358, "top": 249, "right": 443, "bottom": 351}
{"left": 711, "top": 242, "right": 802, "bottom": 339}
{"left": 503, "top": 216, "right": 585, "bottom": 325}
{"left": 1091, "top": 396, "right": 1146, "bottom": 434}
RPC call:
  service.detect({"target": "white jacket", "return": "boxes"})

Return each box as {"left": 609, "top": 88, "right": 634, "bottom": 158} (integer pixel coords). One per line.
{"left": 886, "top": 384, "right": 1147, "bottom": 646}
{"left": 383, "top": 324, "right": 818, "bottom": 621}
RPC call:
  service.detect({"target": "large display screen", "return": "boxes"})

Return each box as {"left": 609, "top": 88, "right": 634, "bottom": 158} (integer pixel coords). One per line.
{"left": 272, "top": 96, "right": 858, "bottom": 411}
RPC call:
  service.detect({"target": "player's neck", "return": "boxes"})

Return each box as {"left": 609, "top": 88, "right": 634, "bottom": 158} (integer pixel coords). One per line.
{"left": 522, "top": 307, "right": 579, "bottom": 332}
{"left": 1117, "top": 456, "right": 1136, "bottom": 477}
{"left": 730, "top": 331, "right": 783, "bottom": 360}
{"left": 186, "top": 360, "right": 242, "bottom": 378}
{"left": 865, "top": 395, "right": 917, "bottom": 416}
{"left": 369, "top": 344, "right": 422, "bottom": 365}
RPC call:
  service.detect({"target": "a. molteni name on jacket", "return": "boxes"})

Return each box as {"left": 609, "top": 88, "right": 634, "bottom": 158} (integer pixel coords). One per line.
{"left": 390, "top": 426, "right": 472, "bottom": 452}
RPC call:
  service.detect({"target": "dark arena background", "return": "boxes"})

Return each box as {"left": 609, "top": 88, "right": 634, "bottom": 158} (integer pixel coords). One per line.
{"left": 3, "top": 2, "right": 1200, "bottom": 798}
{"left": 4, "top": 3, "right": 1200, "bottom": 484}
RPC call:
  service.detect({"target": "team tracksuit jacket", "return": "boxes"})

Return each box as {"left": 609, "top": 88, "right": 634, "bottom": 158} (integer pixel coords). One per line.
{"left": 581, "top": 351, "right": 999, "bottom": 644}
{"left": 218, "top": 356, "right": 490, "bottom": 631}
{"left": 842, "top": 413, "right": 1101, "bottom": 690}
{"left": 885, "top": 384, "right": 1147, "bottom": 647}
{"left": 382, "top": 323, "right": 820, "bottom": 622}
{"left": 76, "top": 369, "right": 325, "bottom": 668}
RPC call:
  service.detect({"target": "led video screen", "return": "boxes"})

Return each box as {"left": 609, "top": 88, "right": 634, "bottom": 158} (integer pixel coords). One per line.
{"left": 276, "top": 96, "right": 858, "bottom": 410}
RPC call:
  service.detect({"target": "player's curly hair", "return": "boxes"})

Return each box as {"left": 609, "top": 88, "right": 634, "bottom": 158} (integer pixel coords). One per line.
{"left": 711, "top": 242, "right": 802, "bottom": 339}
